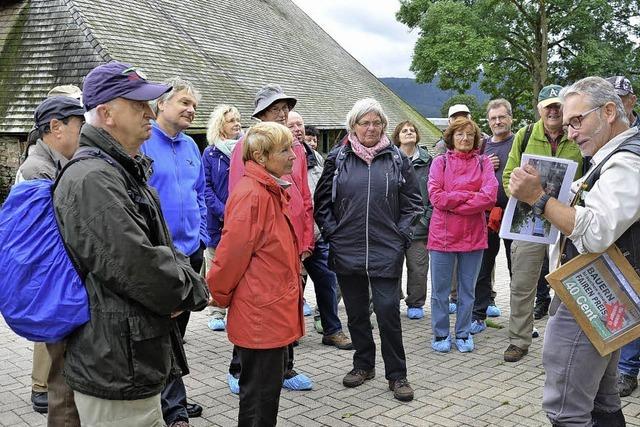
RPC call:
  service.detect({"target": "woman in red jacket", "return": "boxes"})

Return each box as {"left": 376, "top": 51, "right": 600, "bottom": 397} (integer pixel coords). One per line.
{"left": 428, "top": 117, "right": 498, "bottom": 353}
{"left": 207, "top": 122, "right": 304, "bottom": 426}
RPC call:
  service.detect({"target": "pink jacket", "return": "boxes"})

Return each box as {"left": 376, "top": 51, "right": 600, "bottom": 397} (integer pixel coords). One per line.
{"left": 427, "top": 150, "right": 498, "bottom": 252}
{"left": 229, "top": 138, "right": 314, "bottom": 254}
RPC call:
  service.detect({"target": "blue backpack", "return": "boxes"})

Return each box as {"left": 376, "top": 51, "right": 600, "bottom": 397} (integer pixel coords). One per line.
{"left": 0, "top": 148, "right": 116, "bottom": 342}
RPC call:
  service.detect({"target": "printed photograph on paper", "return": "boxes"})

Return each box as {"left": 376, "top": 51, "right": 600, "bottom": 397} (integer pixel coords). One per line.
{"left": 499, "top": 154, "right": 577, "bottom": 244}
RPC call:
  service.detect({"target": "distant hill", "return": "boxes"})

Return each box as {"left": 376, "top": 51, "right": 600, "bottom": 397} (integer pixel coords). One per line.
{"left": 380, "top": 77, "right": 488, "bottom": 118}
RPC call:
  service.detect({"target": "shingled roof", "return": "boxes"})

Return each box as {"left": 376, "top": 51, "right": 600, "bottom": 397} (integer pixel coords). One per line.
{"left": 0, "top": 0, "right": 441, "bottom": 144}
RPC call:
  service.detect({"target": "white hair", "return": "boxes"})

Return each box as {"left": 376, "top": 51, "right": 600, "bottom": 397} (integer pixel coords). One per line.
{"left": 345, "top": 98, "right": 388, "bottom": 133}
{"left": 151, "top": 76, "right": 201, "bottom": 115}
{"left": 560, "top": 76, "right": 629, "bottom": 126}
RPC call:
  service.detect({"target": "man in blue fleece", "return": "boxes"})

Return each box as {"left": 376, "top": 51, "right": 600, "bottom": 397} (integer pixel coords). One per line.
{"left": 141, "top": 76, "right": 208, "bottom": 427}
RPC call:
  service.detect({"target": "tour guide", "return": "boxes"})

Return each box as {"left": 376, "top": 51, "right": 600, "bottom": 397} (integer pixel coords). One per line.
{"left": 509, "top": 76, "right": 640, "bottom": 426}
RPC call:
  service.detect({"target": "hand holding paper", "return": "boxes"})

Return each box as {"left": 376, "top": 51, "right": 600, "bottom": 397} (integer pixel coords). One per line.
{"left": 509, "top": 164, "right": 545, "bottom": 206}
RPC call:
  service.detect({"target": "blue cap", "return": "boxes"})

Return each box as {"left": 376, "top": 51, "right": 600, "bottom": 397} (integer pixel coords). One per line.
{"left": 82, "top": 61, "right": 171, "bottom": 111}
{"left": 34, "top": 96, "right": 85, "bottom": 129}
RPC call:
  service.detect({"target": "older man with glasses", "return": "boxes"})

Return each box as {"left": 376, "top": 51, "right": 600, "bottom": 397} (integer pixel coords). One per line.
{"left": 501, "top": 84, "right": 584, "bottom": 363}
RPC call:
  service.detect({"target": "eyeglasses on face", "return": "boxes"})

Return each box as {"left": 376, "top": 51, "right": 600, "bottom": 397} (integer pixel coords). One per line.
{"left": 564, "top": 105, "right": 602, "bottom": 130}
{"left": 453, "top": 131, "right": 476, "bottom": 140}
{"left": 267, "top": 104, "right": 290, "bottom": 115}
{"left": 356, "top": 120, "right": 383, "bottom": 129}
{"left": 488, "top": 115, "right": 511, "bottom": 123}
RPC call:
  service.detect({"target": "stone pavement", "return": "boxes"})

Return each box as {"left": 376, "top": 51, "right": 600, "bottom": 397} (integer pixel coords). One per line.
{"left": 1, "top": 248, "right": 640, "bottom": 426}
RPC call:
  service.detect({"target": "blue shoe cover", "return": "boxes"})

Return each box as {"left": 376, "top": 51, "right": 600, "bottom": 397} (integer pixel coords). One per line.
{"left": 431, "top": 336, "right": 451, "bottom": 353}
{"left": 455, "top": 335, "right": 474, "bottom": 353}
{"left": 283, "top": 373, "right": 313, "bottom": 390}
{"left": 407, "top": 307, "right": 424, "bottom": 319}
{"left": 449, "top": 302, "right": 457, "bottom": 314}
{"left": 227, "top": 373, "right": 240, "bottom": 394}
{"left": 486, "top": 305, "right": 501, "bottom": 317}
{"left": 208, "top": 317, "right": 226, "bottom": 331}
{"left": 470, "top": 320, "right": 486, "bottom": 335}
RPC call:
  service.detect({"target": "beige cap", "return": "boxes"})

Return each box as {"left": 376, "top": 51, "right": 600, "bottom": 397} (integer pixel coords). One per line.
{"left": 47, "top": 85, "right": 82, "bottom": 101}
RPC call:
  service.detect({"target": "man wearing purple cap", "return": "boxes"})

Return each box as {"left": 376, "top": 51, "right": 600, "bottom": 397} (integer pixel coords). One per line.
{"left": 53, "top": 62, "right": 209, "bottom": 425}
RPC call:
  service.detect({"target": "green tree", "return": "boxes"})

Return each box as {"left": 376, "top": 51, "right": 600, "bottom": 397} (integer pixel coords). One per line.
{"left": 397, "top": 0, "right": 640, "bottom": 120}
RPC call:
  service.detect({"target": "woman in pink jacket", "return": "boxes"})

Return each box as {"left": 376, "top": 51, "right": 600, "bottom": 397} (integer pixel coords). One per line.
{"left": 428, "top": 117, "right": 498, "bottom": 353}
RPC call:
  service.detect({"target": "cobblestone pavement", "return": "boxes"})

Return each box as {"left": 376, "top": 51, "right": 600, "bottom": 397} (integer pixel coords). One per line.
{"left": 1, "top": 248, "right": 640, "bottom": 426}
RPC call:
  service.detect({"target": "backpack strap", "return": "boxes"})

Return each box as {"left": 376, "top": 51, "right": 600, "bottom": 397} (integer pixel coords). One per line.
{"left": 331, "top": 145, "right": 348, "bottom": 203}
{"left": 520, "top": 123, "right": 534, "bottom": 154}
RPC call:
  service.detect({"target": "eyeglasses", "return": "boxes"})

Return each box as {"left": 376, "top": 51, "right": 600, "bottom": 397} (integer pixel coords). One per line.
{"left": 266, "top": 105, "right": 290, "bottom": 115}
{"left": 453, "top": 131, "right": 476, "bottom": 140}
{"left": 356, "top": 120, "right": 383, "bottom": 129}
{"left": 488, "top": 115, "right": 510, "bottom": 123}
{"left": 564, "top": 105, "right": 602, "bottom": 130}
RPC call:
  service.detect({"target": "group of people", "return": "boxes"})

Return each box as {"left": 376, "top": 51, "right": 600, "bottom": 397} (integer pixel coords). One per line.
{"left": 9, "top": 57, "right": 640, "bottom": 427}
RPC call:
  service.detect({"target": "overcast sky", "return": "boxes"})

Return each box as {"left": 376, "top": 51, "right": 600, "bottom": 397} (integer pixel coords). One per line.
{"left": 291, "top": 0, "right": 419, "bottom": 78}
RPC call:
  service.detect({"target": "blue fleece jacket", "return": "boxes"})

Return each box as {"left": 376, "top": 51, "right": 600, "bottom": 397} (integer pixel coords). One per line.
{"left": 141, "top": 122, "right": 208, "bottom": 256}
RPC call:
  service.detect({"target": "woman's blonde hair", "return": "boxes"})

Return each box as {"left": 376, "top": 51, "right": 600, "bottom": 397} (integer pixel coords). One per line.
{"left": 206, "top": 104, "right": 241, "bottom": 145}
{"left": 243, "top": 122, "right": 293, "bottom": 163}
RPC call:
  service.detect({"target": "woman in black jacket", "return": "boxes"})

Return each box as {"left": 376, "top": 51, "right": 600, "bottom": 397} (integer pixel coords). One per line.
{"left": 314, "top": 98, "right": 422, "bottom": 402}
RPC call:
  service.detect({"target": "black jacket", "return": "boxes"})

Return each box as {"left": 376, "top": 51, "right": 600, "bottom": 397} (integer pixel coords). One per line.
{"left": 53, "top": 124, "right": 209, "bottom": 400}
{"left": 314, "top": 138, "right": 422, "bottom": 279}
{"left": 410, "top": 146, "right": 433, "bottom": 241}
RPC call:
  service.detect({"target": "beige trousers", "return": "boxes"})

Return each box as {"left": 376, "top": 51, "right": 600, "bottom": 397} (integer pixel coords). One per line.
{"left": 32, "top": 342, "right": 50, "bottom": 392}
{"left": 508, "top": 240, "right": 547, "bottom": 349}
{"left": 203, "top": 247, "right": 226, "bottom": 318}
{"left": 73, "top": 391, "right": 165, "bottom": 427}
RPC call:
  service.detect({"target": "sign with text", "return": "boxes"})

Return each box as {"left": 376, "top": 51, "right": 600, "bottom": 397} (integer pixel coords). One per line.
{"left": 547, "top": 245, "right": 640, "bottom": 356}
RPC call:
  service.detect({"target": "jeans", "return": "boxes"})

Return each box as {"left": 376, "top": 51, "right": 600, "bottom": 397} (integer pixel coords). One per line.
{"left": 237, "top": 346, "right": 288, "bottom": 427}
{"left": 473, "top": 232, "right": 511, "bottom": 321}
{"left": 430, "top": 250, "right": 483, "bottom": 339}
{"left": 161, "top": 246, "right": 203, "bottom": 424}
{"left": 337, "top": 274, "right": 407, "bottom": 381}
{"left": 303, "top": 240, "right": 342, "bottom": 336}
{"left": 619, "top": 338, "right": 640, "bottom": 377}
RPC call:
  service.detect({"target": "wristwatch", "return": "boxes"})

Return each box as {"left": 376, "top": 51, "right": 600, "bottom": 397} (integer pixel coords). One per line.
{"left": 532, "top": 193, "right": 551, "bottom": 216}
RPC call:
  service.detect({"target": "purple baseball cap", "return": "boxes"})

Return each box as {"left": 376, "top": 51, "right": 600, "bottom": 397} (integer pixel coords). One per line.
{"left": 82, "top": 61, "right": 171, "bottom": 111}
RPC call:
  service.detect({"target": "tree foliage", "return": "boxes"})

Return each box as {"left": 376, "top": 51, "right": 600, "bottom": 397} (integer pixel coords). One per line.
{"left": 440, "top": 93, "right": 484, "bottom": 120}
{"left": 397, "top": 0, "right": 640, "bottom": 121}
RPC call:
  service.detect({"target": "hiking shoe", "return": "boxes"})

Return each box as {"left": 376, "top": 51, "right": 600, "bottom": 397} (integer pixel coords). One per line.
{"left": 207, "top": 317, "right": 225, "bottom": 331}
{"left": 534, "top": 298, "right": 551, "bottom": 320}
{"left": 186, "top": 402, "right": 202, "bottom": 418}
{"left": 313, "top": 315, "right": 323, "bottom": 334}
{"left": 303, "top": 300, "right": 312, "bottom": 316}
{"left": 618, "top": 373, "right": 638, "bottom": 397}
{"left": 504, "top": 344, "right": 528, "bottom": 362}
{"left": 431, "top": 336, "right": 451, "bottom": 353}
{"left": 343, "top": 368, "right": 375, "bottom": 388}
{"left": 31, "top": 391, "right": 47, "bottom": 414}
{"left": 486, "top": 304, "right": 501, "bottom": 317}
{"left": 532, "top": 327, "right": 540, "bottom": 338}
{"left": 322, "top": 331, "right": 354, "bottom": 350}
{"left": 227, "top": 373, "right": 240, "bottom": 394}
{"left": 283, "top": 370, "right": 313, "bottom": 390}
{"left": 449, "top": 302, "right": 457, "bottom": 314}
{"left": 389, "top": 378, "right": 414, "bottom": 402}
{"left": 470, "top": 320, "right": 486, "bottom": 335}
{"left": 455, "top": 335, "right": 474, "bottom": 352}
{"left": 407, "top": 307, "right": 424, "bottom": 319}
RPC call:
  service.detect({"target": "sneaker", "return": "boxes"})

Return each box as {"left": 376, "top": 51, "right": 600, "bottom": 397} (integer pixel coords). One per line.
{"left": 342, "top": 368, "right": 375, "bottom": 388}
{"left": 486, "top": 304, "right": 501, "bottom": 317}
{"left": 470, "top": 320, "right": 486, "bottom": 335}
{"left": 322, "top": 331, "right": 354, "bottom": 350}
{"left": 532, "top": 327, "right": 540, "bottom": 338}
{"left": 407, "top": 307, "right": 424, "bottom": 319}
{"left": 504, "top": 344, "right": 528, "bottom": 362}
{"left": 449, "top": 301, "right": 457, "bottom": 314}
{"left": 313, "top": 315, "right": 323, "bottom": 334}
{"left": 618, "top": 373, "right": 638, "bottom": 397}
{"left": 431, "top": 336, "right": 451, "bottom": 353}
{"left": 227, "top": 373, "right": 240, "bottom": 394}
{"left": 455, "top": 335, "right": 474, "bottom": 352}
{"left": 534, "top": 298, "right": 551, "bottom": 320}
{"left": 31, "top": 391, "right": 47, "bottom": 414}
{"left": 388, "top": 378, "right": 414, "bottom": 402}
{"left": 207, "top": 317, "right": 225, "bottom": 331}
{"left": 283, "top": 370, "right": 313, "bottom": 390}
{"left": 303, "top": 300, "right": 312, "bottom": 316}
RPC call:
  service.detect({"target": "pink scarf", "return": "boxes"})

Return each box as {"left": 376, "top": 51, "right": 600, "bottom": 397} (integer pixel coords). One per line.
{"left": 348, "top": 133, "right": 391, "bottom": 165}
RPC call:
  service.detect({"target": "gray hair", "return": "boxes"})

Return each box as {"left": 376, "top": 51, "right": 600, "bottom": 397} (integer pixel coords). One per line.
{"left": 151, "top": 76, "right": 201, "bottom": 115}
{"left": 486, "top": 98, "right": 512, "bottom": 117}
{"left": 206, "top": 104, "right": 241, "bottom": 145}
{"left": 345, "top": 98, "right": 388, "bottom": 133}
{"left": 560, "top": 76, "right": 629, "bottom": 126}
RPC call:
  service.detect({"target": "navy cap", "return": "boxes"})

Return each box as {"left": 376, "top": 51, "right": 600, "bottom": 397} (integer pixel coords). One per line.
{"left": 82, "top": 61, "right": 171, "bottom": 111}
{"left": 34, "top": 96, "right": 85, "bottom": 129}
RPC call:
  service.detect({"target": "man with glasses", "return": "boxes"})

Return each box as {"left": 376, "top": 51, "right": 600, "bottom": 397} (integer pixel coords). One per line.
{"left": 501, "top": 84, "right": 583, "bottom": 363}
{"left": 469, "top": 99, "right": 515, "bottom": 334}
{"left": 510, "top": 75, "right": 638, "bottom": 426}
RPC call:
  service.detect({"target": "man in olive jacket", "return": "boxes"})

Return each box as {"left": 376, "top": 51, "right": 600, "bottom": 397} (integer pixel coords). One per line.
{"left": 53, "top": 62, "right": 209, "bottom": 426}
